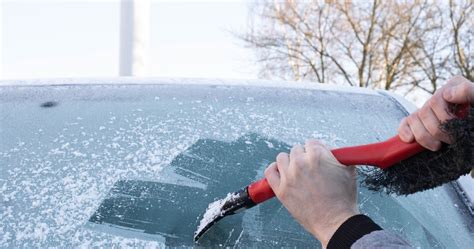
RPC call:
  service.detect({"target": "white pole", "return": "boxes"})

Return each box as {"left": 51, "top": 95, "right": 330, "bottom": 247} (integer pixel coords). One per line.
{"left": 119, "top": 0, "right": 151, "bottom": 76}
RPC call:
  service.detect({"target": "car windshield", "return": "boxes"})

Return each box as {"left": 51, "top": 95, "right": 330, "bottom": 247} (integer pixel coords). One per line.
{"left": 1, "top": 83, "right": 472, "bottom": 248}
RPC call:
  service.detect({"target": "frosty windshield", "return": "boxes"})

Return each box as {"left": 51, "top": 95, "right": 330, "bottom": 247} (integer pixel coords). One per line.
{"left": 1, "top": 84, "right": 472, "bottom": 248}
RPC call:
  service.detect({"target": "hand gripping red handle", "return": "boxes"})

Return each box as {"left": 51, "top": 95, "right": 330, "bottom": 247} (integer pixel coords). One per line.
{"left": 247, "top": 103, "right": 470, "bottom": 204}
{"left": 248, "top": 135, "right": 423, "bottom": 203}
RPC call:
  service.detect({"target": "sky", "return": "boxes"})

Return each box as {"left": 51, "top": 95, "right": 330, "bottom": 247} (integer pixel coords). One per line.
{"left": 1, "top": 0, "right": 258, "bottom": 80}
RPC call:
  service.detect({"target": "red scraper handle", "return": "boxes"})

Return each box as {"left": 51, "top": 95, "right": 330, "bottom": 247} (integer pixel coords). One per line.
{"left": 248, "top": 103, "right": 469, "bottom": 204}
{"left": 247, "top": 135, "right": 423, "bottom": 203}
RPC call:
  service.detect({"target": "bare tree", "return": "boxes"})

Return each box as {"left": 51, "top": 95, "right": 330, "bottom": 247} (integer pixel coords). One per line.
{"left": 242, "top": 0, "right": 473, "bottom": 96}
{"left": 329, "top": 0, "right": 383, "bottom": 88}
{"left": 375, "top": 0, "right": 448, "bottom": 94}
{"left": 448, "top": 0, "right": 473, "bottom": 81}
{"left": 242, "top": 1, "right": 337, "bottom": 83}
{"left": 404, "top": 3, "right": 450, "bottom": 94}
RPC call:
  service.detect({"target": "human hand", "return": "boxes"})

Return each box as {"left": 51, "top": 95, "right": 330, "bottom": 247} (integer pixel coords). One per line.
{"left": 264, "top": 139, "right": 358, "bottom": 248}
{"left": 398, "top": 76, "right": 473, "bottom": 151}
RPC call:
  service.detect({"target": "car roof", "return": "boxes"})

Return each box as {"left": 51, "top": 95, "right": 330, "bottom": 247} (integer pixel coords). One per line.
{"left": 0, "top": 77, "right": 381, "bottom": 93}
{"left": 0, "top": 77, "right": 418, "bottom": 113}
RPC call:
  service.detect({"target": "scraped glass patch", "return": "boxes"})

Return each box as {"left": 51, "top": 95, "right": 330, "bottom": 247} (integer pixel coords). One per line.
{"left": 89, "top": 180, "right": 204, "bottom": 243}
{"left": 88, "top": 134, "right": 321, "bottom": 247}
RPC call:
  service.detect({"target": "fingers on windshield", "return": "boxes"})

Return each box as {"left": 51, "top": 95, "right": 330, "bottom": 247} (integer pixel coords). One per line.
{"left": 265, "top": 162, "right": 280, "bottom": 191}
{"left": 398, "top": 117, "right": 414, "bottom": 143}
{"left": 419, "top": 100, "right": 453, "bottom": 144}
{"left": 406, "top": 112, "right": 441, "bottom": 151}
{"left": 442, "top": 76, "right": 474, "bottom": 104}
{"left": 276, "top": 152, "right": 290, "bottom": 181}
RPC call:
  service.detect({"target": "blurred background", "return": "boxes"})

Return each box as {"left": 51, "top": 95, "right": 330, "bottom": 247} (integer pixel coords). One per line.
{"left": 1, "top": 0, "right": 257, "bottom": 79}
{"left": 1, "top": 0, "right": 473, "bottom": 105}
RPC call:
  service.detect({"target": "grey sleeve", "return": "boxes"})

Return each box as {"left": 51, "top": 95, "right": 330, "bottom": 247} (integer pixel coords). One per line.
{"left": 351, "top": 230, "right": 412, "bottom": 249}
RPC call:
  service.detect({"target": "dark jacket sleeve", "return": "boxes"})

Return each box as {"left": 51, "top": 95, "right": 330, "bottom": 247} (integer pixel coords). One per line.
{"left": 327, "top": 214, "right": 412, "bottom": 249}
